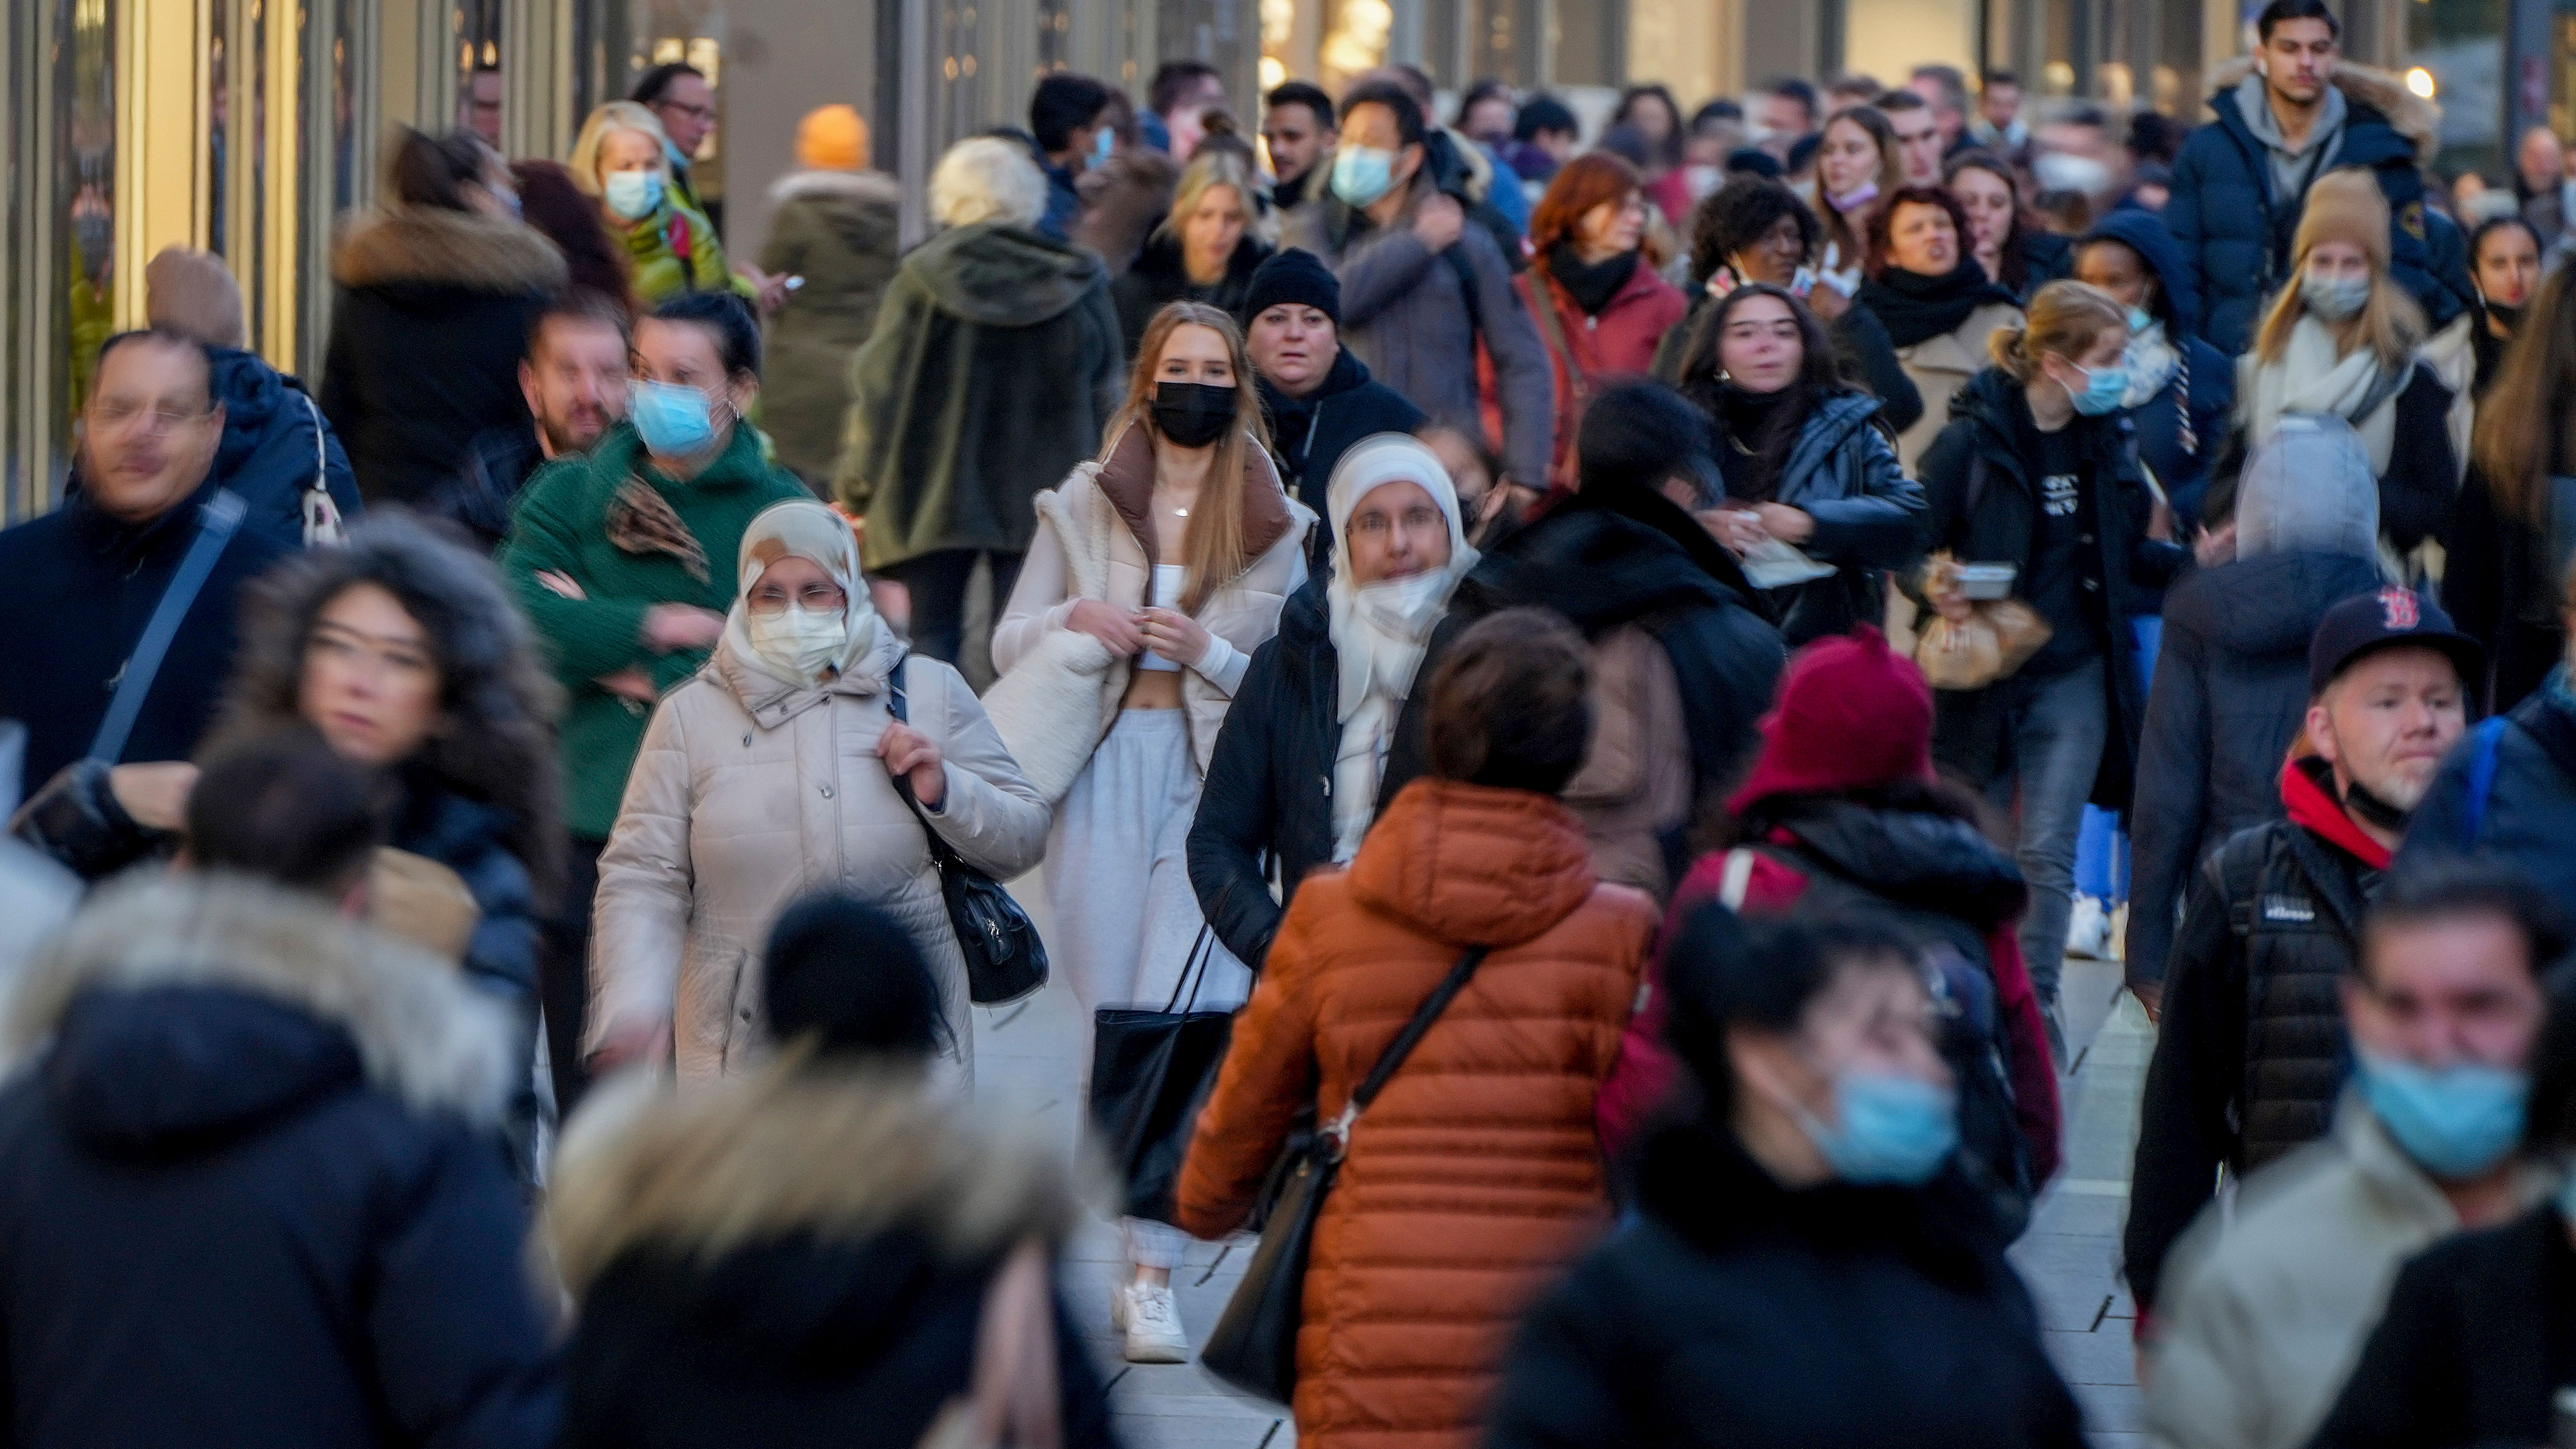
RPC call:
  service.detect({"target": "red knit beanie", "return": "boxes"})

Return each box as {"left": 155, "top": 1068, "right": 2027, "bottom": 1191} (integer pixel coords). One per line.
{"left": 1726, "top": 626, "right": 1934, "bottom": 814}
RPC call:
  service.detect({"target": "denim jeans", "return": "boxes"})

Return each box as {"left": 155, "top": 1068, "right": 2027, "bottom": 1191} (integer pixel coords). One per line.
{"left": 878, "top": 548, "right": 1024, "bottom": 675}
{"left": 1986, "top": 657, "right": 2109, "bottom": 1018}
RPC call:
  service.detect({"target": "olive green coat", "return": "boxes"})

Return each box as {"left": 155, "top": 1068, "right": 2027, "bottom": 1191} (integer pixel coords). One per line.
{"left": 756, "top": 169, "right": 901, "bottom": 487}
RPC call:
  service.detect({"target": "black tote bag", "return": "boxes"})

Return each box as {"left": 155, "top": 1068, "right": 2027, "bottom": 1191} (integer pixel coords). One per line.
{"left": 1087, "top": 928, "right": 1235, "bottom": 1226}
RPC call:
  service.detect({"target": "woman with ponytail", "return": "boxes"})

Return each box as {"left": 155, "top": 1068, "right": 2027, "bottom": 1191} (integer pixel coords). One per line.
{"left": 1915, "top": 279, "right": 2188, "bottom": 1053}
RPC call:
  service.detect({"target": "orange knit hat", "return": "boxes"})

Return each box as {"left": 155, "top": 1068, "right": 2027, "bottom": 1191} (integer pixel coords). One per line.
{"left": 797, "top": 105, "right": 869, "bottom": 171}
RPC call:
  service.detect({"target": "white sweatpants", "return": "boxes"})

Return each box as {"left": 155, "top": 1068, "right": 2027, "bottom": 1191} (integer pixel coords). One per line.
{"left": 1047, "top": 707, "right": 1249, "bottom": 1268}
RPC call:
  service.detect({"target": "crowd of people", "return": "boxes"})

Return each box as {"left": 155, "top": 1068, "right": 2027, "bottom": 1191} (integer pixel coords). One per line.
{"left": 9, "top": 2, "right": 2576, "bottom": 1444}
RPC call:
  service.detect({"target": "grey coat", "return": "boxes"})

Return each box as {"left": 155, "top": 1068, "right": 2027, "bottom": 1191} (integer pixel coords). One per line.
{"left": 758, "top": 169, "right": 901, "bottom": 487}
{"left": 1283, "top": 182, "right": 1555, "bottom": 486}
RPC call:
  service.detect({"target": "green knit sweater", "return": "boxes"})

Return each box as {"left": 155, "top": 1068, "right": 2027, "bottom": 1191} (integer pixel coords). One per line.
{"left": 500, "top": 422, "right": 811, "bottom": 838}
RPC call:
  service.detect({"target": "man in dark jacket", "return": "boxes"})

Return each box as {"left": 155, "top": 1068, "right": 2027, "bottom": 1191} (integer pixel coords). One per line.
{"left": 1029, "top": 73, "right": 1111, "bottom": 245}
{"left": 2164, "top": 0, "right": 2470, "bottom": 355}
{"left": 0, "top": 732, "right": 559, "bottom": 1449}
{"left": 1243, "top": 250, "right": 1426, "bottom": 549}
{"left": 0, "top": 330, "right": 289, "bottom": 809}
{"left": 2398, "top": 604, "right": 2576, "bottom": 901}
{"left": 2123, "top": 588, "right": 2479, "bottom": 1321}
{"left": 446, "top": 292, "right": 633, "bottom": 549}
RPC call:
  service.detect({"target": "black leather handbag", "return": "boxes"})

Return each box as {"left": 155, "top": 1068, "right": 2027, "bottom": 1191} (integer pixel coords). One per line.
{"left": 1200, "top": 944, "right": 1490, "bottom": 1403}
{"left": 887, "top": 654, "right": 1048, "bottom": 1006}
{"left": 1087, "top": 926, "right": 1234, "bottom": 1225}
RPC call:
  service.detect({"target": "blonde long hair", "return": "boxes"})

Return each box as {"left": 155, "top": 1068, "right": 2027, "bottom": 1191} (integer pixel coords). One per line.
{"left": 1108, "top": 302, "right": 1275, "bottom": 613}
{"left": 1988, "top": 279, "right": 2126, "bottom": 381}
{"left": 1152, "top": 148, "right": 1276, "bottom": 249}
{"left": 2475, "top": 264, "right": 2576, "bottom": 524}
{"left": 568, "top": 102, "right": 671, "bottom": 198}
{"left": 2252, "top": 239, "right": 2424, "bottom": 372}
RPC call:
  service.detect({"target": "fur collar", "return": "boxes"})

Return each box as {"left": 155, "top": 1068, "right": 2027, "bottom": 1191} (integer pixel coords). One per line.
{"left": 769, "top": 168, "right": 902, "bottom": 205}
{"left": 1093, "top": 424, "right": 1295, "bottom": 567}
{"left": 0, "top": 871, "right": 519, "bottom": 1124}
{"left": 2208, "top": 58, "right": 2440, "bottom": 165}
{"left": 548, "top": 1064, "right": 1094, "bottom": 1296}
{"left": 333, "top": 206, "right": 571, "bottom": 294}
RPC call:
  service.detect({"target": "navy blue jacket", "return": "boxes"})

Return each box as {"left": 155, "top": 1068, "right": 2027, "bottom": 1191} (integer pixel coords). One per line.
{"left": 2166, "top": 74, "right": 2469, "bottom": 356}
{"left": 0, "top": 479, "right": 289, "bottom": 798}
{"left": 2080, "top": 209, "right": 2235, "bottom": 525}
{"left": 2397, "top": 677, "right": 2576, "bottom": 901}
{"left": 393, "top": 775, "right": 540, "bottom": 1001}
{"left": 207, "top": 348, "right": 361, "bottom": 550}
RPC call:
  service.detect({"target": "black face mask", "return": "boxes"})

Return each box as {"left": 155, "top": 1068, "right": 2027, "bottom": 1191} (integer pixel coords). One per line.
{"left": 2487, "top": 299, "right": 2527, "bottom": 332}
{"left": 2342, "top": 775, "right": 2414, "bottom": 833}
{"left": 1152, "top": 381, "right": 1237, "bottom": 449}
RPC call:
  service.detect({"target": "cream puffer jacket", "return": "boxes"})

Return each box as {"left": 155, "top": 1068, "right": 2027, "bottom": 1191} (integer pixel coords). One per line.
{"left": 588, "top": 624, "right": 1049, "bottom": 1084}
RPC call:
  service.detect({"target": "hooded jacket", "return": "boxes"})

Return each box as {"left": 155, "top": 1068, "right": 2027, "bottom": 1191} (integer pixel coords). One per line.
{"left": 1177, "top": 778, "right": 1659, "bottom": 1449}
{"left": 1484, "top": 1120, "right": 2086, "bottom": 1449}
{"left": 832, "top": 220, "right": 1125, "bottom": 573}
{"left": 549, "top": 1067, "right": 1114, "bottom": 1449}
{"left": 2397, "top": 672, "right": 2576, "bottom": 902}
{"left": 2079, "top": 209, "right": 2235, "bottom": 522}
{"left": 320, "top": 206, "right": 568, "bottom": 507}
{"left": 2165, "top": 60, "right": 2470, "bottom": 355}
{"left": 757, "top": 169, "right": 901, "bottom": 486}
{"left": 206, "top": 347, "right": 361, "bottom": 549}
{"left": 2124, "top": 756, "right": 2389, "bottom": 1319}
{"left": 2125, "top": 551, "right": 2383, "bottom": 988}
{"left": 0, "top": 872, "right": 559, "bottom": 1449}
{"left": 1109, "top": 231, "right": 1275, "bottom": 358}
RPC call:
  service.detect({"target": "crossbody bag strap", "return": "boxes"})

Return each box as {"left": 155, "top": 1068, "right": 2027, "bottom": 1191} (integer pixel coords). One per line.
{"left": 88, "top": 489, "right": 248, "bottom": 765}
{"left": 1323, "top": 944, "right": 1492, "bottom": 1152}
{"left": 297, "top": 391, "right": 346, "bottom": 546}
{"left": 884, "top": 651, "right": 962, "bottom": 867}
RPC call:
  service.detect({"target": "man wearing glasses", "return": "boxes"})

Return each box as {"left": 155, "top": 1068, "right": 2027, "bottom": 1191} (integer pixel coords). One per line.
{"left": 632, "top": 62, "right": 786, "bottom": 313}
{"left": 0, "top": 329, "right": 288, "bottom": 821}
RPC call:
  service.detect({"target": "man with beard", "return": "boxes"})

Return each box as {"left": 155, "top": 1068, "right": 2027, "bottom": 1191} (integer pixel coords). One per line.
{"left": 2124, "top": 588, "right": 2482, "bottom": 1326}
{"left": 443, "top": 292, "right": 632, "bottom": 548}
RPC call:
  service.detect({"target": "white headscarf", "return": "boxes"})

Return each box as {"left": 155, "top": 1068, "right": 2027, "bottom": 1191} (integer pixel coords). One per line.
{"left": 1323, "top": 434, "right": 1480, "bottom": 861}
{"left": 724, "top": 499, "right": 886, "bottom": 689}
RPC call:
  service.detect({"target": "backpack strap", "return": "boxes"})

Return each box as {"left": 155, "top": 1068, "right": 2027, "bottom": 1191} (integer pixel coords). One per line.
{"left": 2463, "top": 714, "right": 2509, "bottom": 845}
{"left": 88, "top": 489, "right": 248, "bottom": 765}
{"left": 297, "top": 391, "right": 346, "bottom": 547}
{"left": 1443, "top": 245, "right": 1484, "bottom": 348}
{"left": 2217, "top": 827, "right": 2276, "bottom": 941}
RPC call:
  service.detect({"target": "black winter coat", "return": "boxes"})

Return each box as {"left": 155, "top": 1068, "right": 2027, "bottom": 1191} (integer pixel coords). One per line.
{"left": 0, "top": 479, "right": 289, "bottom": 800}
{"left": 320, "top": 206, "right": 566, "bottom": 507}
{"left": 1110, "top": 231, "right": 1272, "bottom": 359}
{"left": 2305, "top": 1203, "right": 2576, "bottom": 1449}
{"left": 2125, "top": 550, "right": 2383, "bottom": 987}
{"left": 206, "top": 347, "right": 361, "bottom": 550}
{"left": 2123, "top": 774, "right": 2379, "bottom": 1317}
{"left": 1655, "top": 286, "right": 1926, "bottom": 438}
{"left": 1917, "top": 367, "right": 2190, "bottom": 809}
{"left": 1258, "top": 348, "right": 1427, "bottom": 569}
{"left": 2398, "top": 678, "right": 2576, "bottom": 901}
{"left": 441, "top": 422, "right": 551, "bottom": 551}
{"left": 1485, "top": 1120, "right": 2086, "bottom": 1449}
{"left": 0, "top": 873, "right": 559, "bottom": 1449}
{"left": 393, "top": 776, "right": 541, "bottom": 1001}
{"left": 2441, "top": 463, "right": 2564, "bottom": 714}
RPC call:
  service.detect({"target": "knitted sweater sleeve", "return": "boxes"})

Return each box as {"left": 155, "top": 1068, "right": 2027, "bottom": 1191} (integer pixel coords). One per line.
{"left": 496, "top": 471, "right": 653, "bottom": 684}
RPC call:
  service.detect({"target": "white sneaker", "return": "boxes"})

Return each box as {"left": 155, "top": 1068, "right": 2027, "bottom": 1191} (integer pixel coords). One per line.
{"left": 1122, "top": 1282, "right": 1190, "bottom": 1364}
{"left": 2066, "top": 895, "right": 2111, "bottom": 961}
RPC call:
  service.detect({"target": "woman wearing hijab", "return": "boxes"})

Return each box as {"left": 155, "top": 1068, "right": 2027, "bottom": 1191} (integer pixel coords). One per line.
{"left": 1857, "top": 184, "right": 2024, "bottom": 466}
{"left": 586, "top": 499, "right": 1050, "bottom": 1086}
{"left": 1515, "top": 153, "right": 1689, "bottom": 491}
{"left": 2074, "top": 209, "right": 2235, "bottom": 529}
{"left": 1188, "top": 433, "right": 1480, "bottom": 970}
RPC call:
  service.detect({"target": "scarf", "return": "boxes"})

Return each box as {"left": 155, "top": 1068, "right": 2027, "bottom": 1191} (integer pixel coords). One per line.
{"left": 2243, "top": 314, "right": 2399, "bottom": 474}
{"left": 1856, "top": 259, "right": 2016, "bottom": 348}
{"left": 1324, "top": 435, "right": 1480, "bottom": 862}
{"left": 1547, "top": 242, "right": 1639, "bottom": 316}
{"left": 2121, "top": 317, "right": 2180, "bottom": 408}
{"left": 1712, "top": 382, "right": 1812, "bottom": 503}
{"left": 721, "top": 498, "right": 885, "bottom": 691}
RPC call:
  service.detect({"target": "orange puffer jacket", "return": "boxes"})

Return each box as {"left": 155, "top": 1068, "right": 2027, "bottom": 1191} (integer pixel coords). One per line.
{"left": 1178, "top": 778, "right": 1658, "bottom": 1449}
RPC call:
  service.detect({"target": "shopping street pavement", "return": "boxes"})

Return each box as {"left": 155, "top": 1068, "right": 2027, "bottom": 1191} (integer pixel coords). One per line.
{"left": 979, "top": 874, "right": 2154, "bottom": 1448}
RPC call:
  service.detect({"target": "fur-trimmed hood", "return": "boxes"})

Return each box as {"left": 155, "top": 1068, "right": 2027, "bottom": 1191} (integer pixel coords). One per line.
{"left": 768, "top": 168, "right": 902, "bottom": 206}
{"left": 2208, "top": 57, "right": 2440, "bottom": 166}
{"left": 0, "top": 871, "right": 519, "bottom": 1142}
{"left": 332, "top": 205, "right": 571, "bottom": 295}
{"left": 547, "top": 1064, "right": 1092, "bottom": 1298}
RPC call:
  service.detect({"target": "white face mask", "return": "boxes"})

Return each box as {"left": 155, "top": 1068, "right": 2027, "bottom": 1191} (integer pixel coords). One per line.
{"left": 1355, "top": 569, "right": 1451, "bottom": 640}
{"left": 2032, "top": 151, "right": 2112, "bottom": 197}
{"left": 746, "top": 604, "right": 848, "bottom": 680}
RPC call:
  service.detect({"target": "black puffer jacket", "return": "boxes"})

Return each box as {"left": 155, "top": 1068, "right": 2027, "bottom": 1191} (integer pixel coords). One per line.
{"left": 2122, "top": 757, "right": 2382, "bottom": 1317}
{"left": 1485, "top": 1120, "right": 2086, "bottom": 1449}
{"left": 1917, "top": 366, "right": 2190, "bottom": 809}
{"left": 2125, "top": 551, "right": 2383, "bottom": 989}
{"left": 1109, "top": 231, "right": 1272, "bottom": 359}
{"left": 392, "top": 777, "right": 540, "bottom": 1000}
{"left": 1257, "top": 348, "right": 1426, "bottom": 569}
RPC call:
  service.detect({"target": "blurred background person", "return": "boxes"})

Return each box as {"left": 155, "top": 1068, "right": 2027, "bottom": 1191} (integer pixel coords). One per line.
{"left": 2465, "top": 214, "right": 2541, "bottom": 396}
{"left": 1503, "top": 94, "right": 1582, "bottom": 199}
{"left": 500, "top": 292, "right": 809, "bottom": 1114}
{"left": 1074, "top": 90, "right": 1182, "bottom": 280}
{"left": 1487, "top": 909, "right": 2087, "bottom": 1449}
{"left": 512, "top": 159, "right": 636, "bottom": 311}
{"left": 1113, "top": 145, "right": 1273, "bottom": 358}
{"left": 2512, "top": 124, "right": 2565, "bottom": 249}
{"left": 1029, "top": 72, "right": 1113, "bottom": 244}
{"left": 631, "top": 61, "right": 783, "bottom": 309}
{"left": 586, "top": 501, "right": 1045, "bottom": 1083}
{"left": 321, "top": 129, "right": 565, "bottom": 508}
{"left": 552, "top": 893, "right": 1113, "bottom": 1449}
{"left": 0, "top": 730, "right": 560, "bottom": 1449}
{"left": 2401, "top": 569, "right": 2576, "bottom": 908}
{"left": 757, "top": 104, "right": 900, "bottom": 494}
{"left": 1877, "top": 91, "right": 1945, "bottom": 189}
{"left": 2073, "top": 210, "right": 2234, "bottom": 526}
{"left": 1240, "top": 251, "right": 1424, "bottom": 538}
{"left": 1671, "top": 282, "right": 1924, "bottom": 645}
{"left": 2451, "top": 263, "right": 2576, "bottom": 713}
{"left": 1262, "top": 80, "right": 1338, "bottom": 211}
{"left": 1944, "top": 151, "right": 2070, "bottom": 303}
{"left": 1189, "top": 433, "right": 1480, "bottom": 970}
{"left": 1908, "top": 65, "right": 1973, "bottom": 159}
{"left": 569, "top": 102, "right": 753, "bottom": 308}
{"left": 1973, "top": 69, "right": 2029, "bottom": 153}
{"left": 1181, "top": 609, "right": 1658, "bottom": 1449}
{"left": 1145, "top": 60, "right": 1225, "bottom": 160}
{"left": 444, "top": 291, "right": 634, "bottom": 551}
{"left": 459, "top": 61, "right": 504, "bottom": 146}
{"left": 1609, "top": 83, "right": 1692, "bottom": 227}
{"left": 835, "top": 135, "right": 1123, "bottom": 677}
{"left": 1814, "top": 104, "right": 1899, "bottom": 289}
{"left": 1751, "top": 77, "right": 1821, "bottom": 155}
{"left": 1858, "top": 184, "right": 2023, "bottom": 465}
{"left": 1517, "top": 153, "right": 1686, "bottom": 491}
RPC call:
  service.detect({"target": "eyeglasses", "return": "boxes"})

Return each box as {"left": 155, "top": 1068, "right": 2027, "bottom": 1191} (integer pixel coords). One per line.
{"left": 1347, "top": 505, "right": 1445, "bottom": 539}
{"left": 746, "top": 582, "right": 849, "bottom": 616}
{"left": 657, "top": 101, "right": 717, "bottom": 123}
{"left": 90, "top": 399, "right": 215, "bottom": 435}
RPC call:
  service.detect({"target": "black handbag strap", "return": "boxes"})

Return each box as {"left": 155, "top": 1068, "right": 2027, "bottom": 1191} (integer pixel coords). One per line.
{"left": 1323, "top": 944, "right": 1491, "bottom": 1153}
{"left": 883, "top": 651, "right": 962, "bottom": 868}
{"left": 89, "top": 488, "right": 246, "bottom": 764}
{"left": 1161, "top": 924, "right": 1218, "bottom": 1015}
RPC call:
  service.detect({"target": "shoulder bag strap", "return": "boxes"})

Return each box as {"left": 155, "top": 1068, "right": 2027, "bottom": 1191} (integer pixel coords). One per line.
{"left": 1324, "top": 943, "right": 1492, "bottom": 1151}
{"left": 1526, "top": 264, "right": 1585, "bottom": 395}
{"left": 884, "top": 651, "right": 963, "bottom": 868}
{"left": 88, "top": 489, "right": 248, "bottom": 765}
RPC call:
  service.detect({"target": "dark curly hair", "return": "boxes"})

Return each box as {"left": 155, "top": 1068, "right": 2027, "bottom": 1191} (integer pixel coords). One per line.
{"left": 1689, "top": 177, "right": 1820, "bottom": 287}
{"left": 203, "top": 511, "right": 565, "bottom": 904}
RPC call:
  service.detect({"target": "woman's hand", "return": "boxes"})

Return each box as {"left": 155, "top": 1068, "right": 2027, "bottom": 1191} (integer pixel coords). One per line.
{"left": 1805, "top": 279, "right": 1850, "bottom": 323}
{"left": 2194, "top": 520, "right": 2238, "bottom": 569}
{"left": 596, "top": 667, "right": 659, "bottom": 703}
{"left": 642, "top": 603, "right": 726, "bottom": 653}
{"left": 107, "top": 762, "right": 198, "bottom": 832}
{"left": 587, "top": 1013, "right": 672, "bottom": 1073}
{"left": 1065, "top": 598, "right": 1145, "bottom": 655}
{"left": 1751, "top": 503, "right": 1816, "bottom": 545}
{"left": 1139, "top": 608, "right": 1212, "bottom": 668}
{"left": 1700, "top": 507, "right": 1769, "bottom": 556}
{"left": 878, "top": 720, "right": 946, "bottom": 808}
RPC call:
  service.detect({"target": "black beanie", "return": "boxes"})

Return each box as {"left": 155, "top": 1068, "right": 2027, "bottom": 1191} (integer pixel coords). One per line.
{"left": 1577, "top": 379, "right": 1719, "bottom": 502}
{"left": 763, "top": 893, "right": 951, "bottom": 1064}
{"left": 1243, "top": 248, "right": 1341, "bottom": 326}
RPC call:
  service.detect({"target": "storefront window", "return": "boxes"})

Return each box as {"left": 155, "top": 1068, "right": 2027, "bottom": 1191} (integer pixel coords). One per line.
{"left": 56, "top": 0, "right": 117, "bottom": 471}
{"left": 2413, "top": 0, "right": 2507, "bottom": 182}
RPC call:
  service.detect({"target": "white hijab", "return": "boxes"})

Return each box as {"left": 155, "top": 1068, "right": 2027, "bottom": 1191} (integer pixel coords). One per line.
{"left": 1323, "top": 434, "right": 1480, "bottom": 861}
{"left": 723, "top": 499, "right": 886, "bottom": 690}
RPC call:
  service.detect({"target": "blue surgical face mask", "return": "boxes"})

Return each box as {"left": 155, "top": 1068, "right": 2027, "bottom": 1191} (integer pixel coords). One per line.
{"left": 629, "top": 378, "right": 722, "bottom": 458}
{"left": 2066, "top": 360, "right": 2131, "bottom": 416}
{"left": 604, "top": 169, "right": 664, "bottom": 222}
{"left": 2301, "top": 269, "right": 2372, "bottom": 322}
{"left": 1332, "top": 146, "right": 1399, "bottom": 209}
{"left": 1093, "top": 126, "right": 1116, "bottom": 166}
{"left": 2356, "top": 1048, "right": 2529, "bottom": 1180}
{"left": 2125, "top": 305, "right": 2154, "bottom": 336}
{"left": 1795, "top": 1068, "right": 1959, "bottom": 1186}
